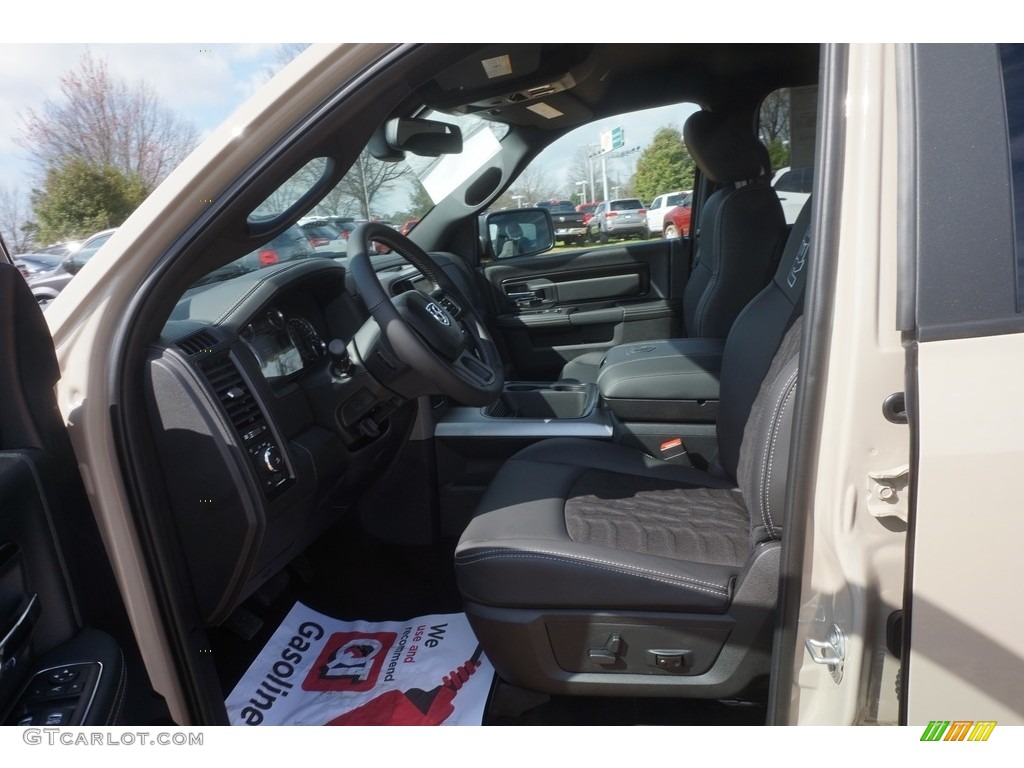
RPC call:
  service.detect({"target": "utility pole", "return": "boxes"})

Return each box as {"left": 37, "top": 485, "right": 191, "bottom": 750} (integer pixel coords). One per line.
{"left": 580, "top": 143, "right": 600, "bottom": 202}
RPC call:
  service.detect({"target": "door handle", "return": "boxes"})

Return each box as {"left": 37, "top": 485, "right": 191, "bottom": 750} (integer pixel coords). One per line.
{"left": 0, "top": 593, "right": 40, "bottom": 680}
{"left": 507, "top": 291, "right": 542, "bottom": 307}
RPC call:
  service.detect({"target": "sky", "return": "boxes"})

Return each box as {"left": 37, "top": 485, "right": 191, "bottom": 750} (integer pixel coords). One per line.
{"left": 0, "top": 43, "right": 289, "bottom": 195}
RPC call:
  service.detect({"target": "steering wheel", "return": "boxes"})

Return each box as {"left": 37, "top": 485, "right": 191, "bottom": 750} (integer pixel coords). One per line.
{"left": 347, "top": 222, "right": 504, "bottom": 407}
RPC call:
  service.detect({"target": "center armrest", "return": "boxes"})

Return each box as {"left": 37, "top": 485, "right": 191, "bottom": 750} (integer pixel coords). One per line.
{"left": 596, "top": 338, "right": 725, "bottom": 422}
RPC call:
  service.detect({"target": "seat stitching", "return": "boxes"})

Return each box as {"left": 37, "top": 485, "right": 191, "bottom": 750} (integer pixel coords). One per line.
{"left": 759, "top": 367, "right": 798, "bottom": 537}
{"left": 457, "top": 548, "right": 730, "bottom": 595}
{"left": 596, "top": 350, "right": 723, "bottom": 380}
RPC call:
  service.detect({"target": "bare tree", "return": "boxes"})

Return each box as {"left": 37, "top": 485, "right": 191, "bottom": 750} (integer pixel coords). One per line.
{"left": 0, "top": 185, "right": 36, "bottom": 253}
{"left": 335, "top": 150, "right": 412, "bottom": 220}
{"left": 493, "top": 164, "right": 559, "bottom": 210}
{"left": 759, "top": 89, "right": 791, "bottom": 145}
{"left": 567, "top": 147, "right": 599, "bottom": 203}
{"left": 261, "top": 44, "right": 312, "bottom": 84}
{"left": 17, "top": 51, "right": 200, "bottom": 190}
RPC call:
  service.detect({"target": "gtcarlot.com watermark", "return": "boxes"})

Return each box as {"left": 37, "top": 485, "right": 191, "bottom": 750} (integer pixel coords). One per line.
{"left": 23, "top": 729, "right": 204, "bottom": 747}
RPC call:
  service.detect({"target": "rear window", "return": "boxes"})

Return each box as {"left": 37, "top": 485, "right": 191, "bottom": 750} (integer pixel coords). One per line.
{"left": 665, "top": 192, "right": 686, "bottom": 207}
{"left": 301, "top": 224, "right": 339, "bottom": 238}
{"left": 611, "top": 199, "right": 644, "bottom": 211}
{"left": 774, "top": 168, "right": 814, "bottom": 193}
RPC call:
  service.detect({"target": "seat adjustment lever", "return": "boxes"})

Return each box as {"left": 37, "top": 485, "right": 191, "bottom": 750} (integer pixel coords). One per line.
{"left": 587, "top": 633, "right": 622, "bottom": 664}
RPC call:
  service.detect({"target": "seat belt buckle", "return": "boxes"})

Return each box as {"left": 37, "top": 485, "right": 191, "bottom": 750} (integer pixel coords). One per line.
{"left": 658, "top": 437, "right": 691, "bottom": 464}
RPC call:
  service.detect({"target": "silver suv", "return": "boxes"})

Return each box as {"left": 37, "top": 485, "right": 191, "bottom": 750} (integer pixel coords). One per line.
{"left": 587, "top": 198, "right": 648, "bottom": 243}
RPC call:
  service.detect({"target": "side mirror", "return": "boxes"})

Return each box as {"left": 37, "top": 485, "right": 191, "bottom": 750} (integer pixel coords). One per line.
{"left": 482, "top": 208, "right": 555, "bottom": 260}
{"left": 63, "top": 256, "right": 83, "bottom": 275}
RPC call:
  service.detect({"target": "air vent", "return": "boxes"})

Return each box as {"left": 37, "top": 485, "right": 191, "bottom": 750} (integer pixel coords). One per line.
{"left": 176, "top": 330, "right": 218, "bottom": 356}
{"left": 198, "top": 353, "right": 292, "bottom": 499}
{"left": 436, "top": 294, "right": 461, "bottom": 318}
{"left": 200, "top": 355, "right": 265, "bottom": 439}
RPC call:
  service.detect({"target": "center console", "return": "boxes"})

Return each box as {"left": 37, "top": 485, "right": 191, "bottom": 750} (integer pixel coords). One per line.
{"left": 435, "top": 337, "right": 728, "bottom": 534}
{"left": 437, "top": 381, "right": 611, "bottom": 440}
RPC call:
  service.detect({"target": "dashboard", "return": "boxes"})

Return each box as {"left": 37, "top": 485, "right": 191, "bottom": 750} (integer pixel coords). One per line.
{"left": 144, "top": 257, "right": 429, "bottom": 626}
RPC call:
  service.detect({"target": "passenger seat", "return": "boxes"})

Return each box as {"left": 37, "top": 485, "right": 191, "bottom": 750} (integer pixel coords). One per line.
{"left": 559, "top": 111, "right": 788, "bottom": 382}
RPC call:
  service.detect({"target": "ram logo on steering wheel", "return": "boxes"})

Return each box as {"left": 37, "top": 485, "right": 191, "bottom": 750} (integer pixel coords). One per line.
{"left": 426, "top": 302, "right": 451, "bottom": 326}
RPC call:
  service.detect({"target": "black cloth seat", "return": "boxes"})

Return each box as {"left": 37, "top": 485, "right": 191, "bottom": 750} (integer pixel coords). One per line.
{"left": 560, "top": 111, "right": 788, "bottom": 383}
{"left": 455, "top": 200, "right": 812, "bottom": 696}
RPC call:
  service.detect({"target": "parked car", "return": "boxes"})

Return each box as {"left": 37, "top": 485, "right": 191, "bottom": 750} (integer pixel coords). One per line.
{"left": 587, "top": 197, "right": 648, "bottom": 242}
{"left": 3, "top": 43, "right": 1023, "bottom": 736}
{"left": 298, "top": 218, "right": 348, "bottom": 253}
{"left": 13, "top": 251, "right": 64, "bottom": 279}
{"left": 401, "top": 218, "right": 421, "bottom": 236}
{"left": 662, "top": 193, "right": 693, "bottom": 239}
{"left": 576, "top": 201, "right": 598, "bottom": 224}
{"left": 26, "top": 227, "right": 116, "bottom": 304}
{"left": 772, "top": 166, "right": 813, "bottom": 224}
{"left": 538, "top": 199, "right": 588, "bottom": 245}
{"left": 646, "top": 190, "right": 691, "bottom": 235}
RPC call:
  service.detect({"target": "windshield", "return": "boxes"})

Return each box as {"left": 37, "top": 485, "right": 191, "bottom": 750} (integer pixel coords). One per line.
{"left": 191, "top": 111, "right": 508, "bottom": 289}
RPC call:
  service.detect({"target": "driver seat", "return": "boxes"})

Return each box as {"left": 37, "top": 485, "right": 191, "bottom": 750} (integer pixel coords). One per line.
{"left": 454, "top": 201, "right": 812, "bottom": 697}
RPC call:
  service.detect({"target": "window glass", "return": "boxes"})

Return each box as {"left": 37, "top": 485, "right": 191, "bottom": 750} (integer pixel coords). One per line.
{"left": 999, "top": 43, "right": 1024, "bottom": 310}
{"left": 493, "top": 101, "right": 700, "bottom": 251}
{"left": 610, "top": 199, "right": 643, "bottom": 211}
{"left": 761, "top": 86, "right": 817, "bottom": 224}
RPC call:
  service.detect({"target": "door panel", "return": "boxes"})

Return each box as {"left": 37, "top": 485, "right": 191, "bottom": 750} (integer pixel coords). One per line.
{"left": 0, "top": 260, "right": 161, "bottom": 726}
{"left": 482, "top": 238, "right": 691, "bottom": 380}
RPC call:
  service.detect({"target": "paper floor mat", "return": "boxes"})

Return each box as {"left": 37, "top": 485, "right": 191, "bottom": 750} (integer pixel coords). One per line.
{"left": 225, "top": 602, "right": 493, "bottom": 725}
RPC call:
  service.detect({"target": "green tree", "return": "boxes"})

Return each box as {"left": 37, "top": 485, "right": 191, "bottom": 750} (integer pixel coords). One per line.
{"left": 631, "top": 127, "right": 695, "bottom": 203}
{"left": 32, "top": 157, "right": 149, "bottom": 243}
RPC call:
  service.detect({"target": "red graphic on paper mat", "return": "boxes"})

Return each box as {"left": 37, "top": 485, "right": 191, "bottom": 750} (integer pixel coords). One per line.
{"left": 326, "top": 645, "right": 484, "bottom": 725}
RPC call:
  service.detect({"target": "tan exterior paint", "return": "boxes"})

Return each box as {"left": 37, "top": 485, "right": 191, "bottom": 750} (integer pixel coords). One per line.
{"left": 790, "top": 43, "right": 908, "bottom": 725}
{"left": 908, "top": 334, "right": 1024, "bottom": 724}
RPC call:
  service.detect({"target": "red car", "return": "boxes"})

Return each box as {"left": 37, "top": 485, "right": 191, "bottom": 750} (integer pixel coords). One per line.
{"left": 576, "top": 202, "right": 598, "bottom": 224}
{"left": 662, "top": 196, "right": 692, "bottom": 239}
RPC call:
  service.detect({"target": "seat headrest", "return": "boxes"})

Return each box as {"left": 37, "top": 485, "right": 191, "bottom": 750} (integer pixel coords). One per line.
{"left": 684, "top": 111, "right": 772, "bottom": 185}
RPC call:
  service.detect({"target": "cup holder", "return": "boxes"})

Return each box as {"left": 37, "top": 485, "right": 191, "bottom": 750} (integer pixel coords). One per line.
{"left": 484, "top": 381, "right": 597, "bottom": 419}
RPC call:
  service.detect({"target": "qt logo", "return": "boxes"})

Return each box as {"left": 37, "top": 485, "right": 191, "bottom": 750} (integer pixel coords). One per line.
{"left": 303, "top": 632, "right": 395, "bottom": 693}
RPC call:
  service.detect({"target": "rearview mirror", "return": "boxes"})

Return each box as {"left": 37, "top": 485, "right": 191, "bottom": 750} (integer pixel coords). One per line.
{"left": 482, "top": 208, "right": 555, "bottom": 260}
{"left": 369, "top": 117, "right": 463, "bottom": 161}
